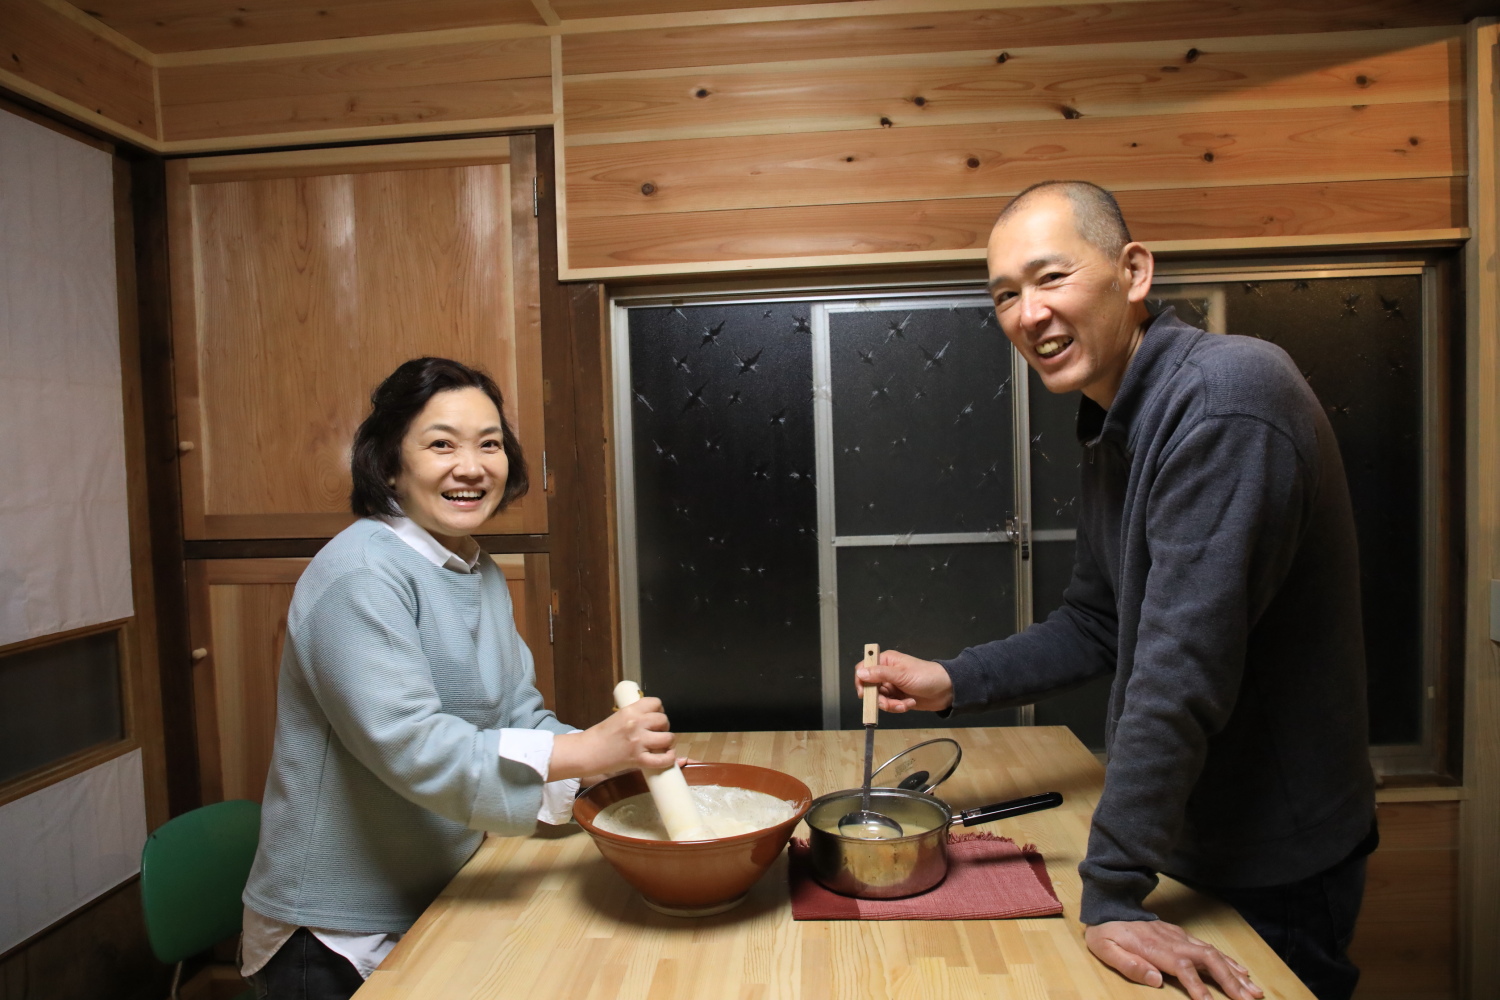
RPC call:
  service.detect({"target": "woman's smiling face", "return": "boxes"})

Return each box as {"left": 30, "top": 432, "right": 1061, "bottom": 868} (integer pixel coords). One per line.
{"left": 393, "top": 387, "right": 509, "bottom": 549}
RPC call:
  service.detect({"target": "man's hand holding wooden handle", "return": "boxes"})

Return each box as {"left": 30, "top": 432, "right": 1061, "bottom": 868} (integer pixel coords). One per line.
{"left": 854, "top": 649, "right": 955, "bottom": 713}
{"left": 1085, "top": 920, "right": 1263, "bottom": 1000}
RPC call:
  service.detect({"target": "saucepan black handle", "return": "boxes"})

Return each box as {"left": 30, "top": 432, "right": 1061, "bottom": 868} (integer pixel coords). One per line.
{"left": 958, "top": 791, "right": 1064, "bottom": 826}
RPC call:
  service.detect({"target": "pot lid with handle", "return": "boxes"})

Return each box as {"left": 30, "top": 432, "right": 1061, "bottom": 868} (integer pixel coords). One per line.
{"left": 868, "top": 737, "right": 962, "bottom": 796}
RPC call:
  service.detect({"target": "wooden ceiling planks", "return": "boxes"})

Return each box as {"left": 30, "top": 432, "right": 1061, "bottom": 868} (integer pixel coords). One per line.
{"left": 76, "top": 0, "right": 547, "bottom": 53}
{"left": 2, "top": 0, "right": 1477, "bottom": 273}
{"left": 158, "top": 35, "right": 554, "bottom": 142}
{"left": 560, "top": 0, "right": 1489, "bottom": 75}
{"left": 0, "top": 0, "right": 156, "bottom": 140}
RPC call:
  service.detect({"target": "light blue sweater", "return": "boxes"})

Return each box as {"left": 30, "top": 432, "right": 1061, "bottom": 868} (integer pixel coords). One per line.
{"left": 242, "top": 518, "right": 572, "bottom": 932}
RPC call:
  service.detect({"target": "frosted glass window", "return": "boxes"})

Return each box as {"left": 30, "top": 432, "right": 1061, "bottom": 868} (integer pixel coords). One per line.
{"left": 617, "top": 269, "right": 1439, "bottom": 757}
{"left": 627, "top": 303, "right": 822, "bottom": 731}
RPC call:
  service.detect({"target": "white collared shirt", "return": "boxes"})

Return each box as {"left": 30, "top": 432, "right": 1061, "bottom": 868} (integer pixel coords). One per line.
{"left": 242, "top": 514, "right": 577, "bottom": 979}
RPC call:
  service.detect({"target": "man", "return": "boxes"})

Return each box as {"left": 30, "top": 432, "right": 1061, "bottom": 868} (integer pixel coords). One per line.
{"left": 858, "top": 181, "right": 1376, "bottom": 1000}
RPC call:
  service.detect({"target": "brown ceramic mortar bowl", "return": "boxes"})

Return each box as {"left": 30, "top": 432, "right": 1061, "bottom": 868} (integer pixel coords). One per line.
{"left": 573, "top": 761, "right": 812, "bottom": 916}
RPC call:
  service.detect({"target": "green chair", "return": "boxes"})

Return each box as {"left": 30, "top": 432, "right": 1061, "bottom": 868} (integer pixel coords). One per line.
{"left": 140, "top": 799, "right": 261, "bottom": 1000}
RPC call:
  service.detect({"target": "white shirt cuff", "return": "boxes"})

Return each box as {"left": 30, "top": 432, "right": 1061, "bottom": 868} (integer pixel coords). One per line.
{"left": 498, "top": 728, "right": 579, "bottom": 825}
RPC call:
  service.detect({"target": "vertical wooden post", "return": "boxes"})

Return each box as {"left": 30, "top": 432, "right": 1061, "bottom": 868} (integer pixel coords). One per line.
{"left": 536, "top": 129, "right": 621, "bottom": 728}
{"left": 1462, "top": 16, "right": 1500, "bottom": 1000}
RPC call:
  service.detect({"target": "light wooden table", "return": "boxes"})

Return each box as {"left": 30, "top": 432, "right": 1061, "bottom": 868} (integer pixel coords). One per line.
{"left": 357, "top": 727, "right": 1312, "bottom": 999}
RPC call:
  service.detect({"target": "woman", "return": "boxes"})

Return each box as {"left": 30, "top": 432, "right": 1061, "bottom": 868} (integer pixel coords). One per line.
{"left": 240, "top": 358, "right": 675, "bottom": 1000}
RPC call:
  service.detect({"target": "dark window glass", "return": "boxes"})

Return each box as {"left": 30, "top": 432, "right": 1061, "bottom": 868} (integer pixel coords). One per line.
{"left": 1028, "top": 368, "right": 1083, "bottom": 534}
{"left": 629, "top": 303, "right": 822, "bottom": 731}
{"left": 1226, "top": 276, "right": 1424, "bottom": 745}
{"left": 829, "top": 306, "right": 1014, "bottom": 535}
{"left": 829, "top": 303, "right": 1020, "bottom": 729}
{"left": 0, "top": 630, "right": 124, "bottom": 783}
{"left": 835, "top": 545, "right": 1020, "bottom": 730}
{"left": 1022, "top": 276, "right": 1426, "bottom": 749}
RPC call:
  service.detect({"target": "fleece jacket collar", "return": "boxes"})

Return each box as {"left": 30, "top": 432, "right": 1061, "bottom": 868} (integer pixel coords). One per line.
{"left": 1076, "top": 307, "right": 1205, "bottom": 453}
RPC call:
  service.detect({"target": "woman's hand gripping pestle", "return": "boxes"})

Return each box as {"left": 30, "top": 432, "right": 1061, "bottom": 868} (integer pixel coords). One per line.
{"left": 612, "top": 681, "right": 714, "bottom": 841}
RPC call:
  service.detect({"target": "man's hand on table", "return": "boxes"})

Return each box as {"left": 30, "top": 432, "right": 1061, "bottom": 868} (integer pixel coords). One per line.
{"left": 855, "top": 649, "right": 955, "bottom": 713}
{"left": 1085, "top": 920, "right": 1263, "bottom": 1000}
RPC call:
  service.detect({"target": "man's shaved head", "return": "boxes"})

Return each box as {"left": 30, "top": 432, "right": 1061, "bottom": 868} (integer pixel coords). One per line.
{"left": 995, "top": 181, "right": 1132, "bottom": 261}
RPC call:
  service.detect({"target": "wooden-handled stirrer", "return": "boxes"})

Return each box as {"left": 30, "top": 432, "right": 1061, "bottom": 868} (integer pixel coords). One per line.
{"left": 612, "top": 681, "right": 714, "bottom": 841}
{"left": 837, "top": 644, "right": 904, "bottom": 839}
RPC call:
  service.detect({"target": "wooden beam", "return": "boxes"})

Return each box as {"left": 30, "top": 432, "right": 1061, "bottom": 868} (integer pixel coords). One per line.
{"left": 559, "top": 227, "right": 1466, "bottom": 280}
{"left": 564, "top": 31, "right": 1460, "bottom": 146}
{"left": 564, "top": 102, "right": 1461, "bottom": 220}
{"left": 531, "top": 0, "right": 562, "bottom": 27}
{"left": 561, "top": 0, "right": 1486, "bottom": 76}
{"left": 30, "top": 0, "right": 158, "bottom": 66}
{"left": 157, "top": 114, "right": 559, "bottom": 155}
{"left": 158, "top": 36, "right": 553, "bottom": 142}
{"left": 0, "top": 0, "right": 157, "bottom": 142}
{"left": 1460, "top": 18, "right": 1500, "bottom": 1000}
{"left": 537, "top": 131, "right": 620, "bottom": 728}
{"left": 565, "top": 177, "right": 1464, "bottom": 269}
{"left": 112, "top": 154, "right": 171, "bottom": 832}
{"left": 81, "top": 0, "right": 547, "bottom": 55}
{"left": 127, "top": 154, "right": 203, "bottom": 816}
{"left": 183, "top": 135, "right": 514, "bottom": 182}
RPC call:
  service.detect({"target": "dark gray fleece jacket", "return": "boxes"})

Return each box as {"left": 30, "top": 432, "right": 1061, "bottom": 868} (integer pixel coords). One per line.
{"left": 941, "top": 309, "right": 1375, "bottom": 925}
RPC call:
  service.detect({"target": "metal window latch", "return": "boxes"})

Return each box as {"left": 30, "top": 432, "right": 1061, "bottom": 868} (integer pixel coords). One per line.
{"left": 1004, "top": 517, "right": 1032, "bottom": 561}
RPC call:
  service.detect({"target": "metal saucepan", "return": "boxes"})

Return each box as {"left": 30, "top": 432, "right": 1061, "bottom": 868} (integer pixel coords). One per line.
{"left": 804, "top": 786, "right": 1063, "bottom": 899}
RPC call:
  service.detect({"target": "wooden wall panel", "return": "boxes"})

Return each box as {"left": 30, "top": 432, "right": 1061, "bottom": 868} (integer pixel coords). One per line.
{"left": 564, "top": 34, "right": 1459, "bottom": 145}
{"left": 1350, "top": 800, "right": 1460, "bottom": 999}
{"left": 167, "top": 136, "right": 547, "bottom": 540}
{"left": 565, "top": 102, "right": 1460, "bottom": 217}
{"left": 83, "top": 0, "right": 544, "bottom": 53}
{"left": 0, "top": 0, "right": 156, "bottom": 141}
{"left": 158, "top": 37, "right": 553, "bottom": 143}
{"left": 560, "top": 0, "right": 1486, "bottom": 76}
{"left": 566, "top": 177, "right": 1465, "bottom": 268}
{"left": 559, "top": 12, "right": 1468, "bottom": 276}
{"left": 204, "top": 575, "right": 297, "bottom": 803}
{"left": 191, "top": 554, "right": 543, "bottom": 804}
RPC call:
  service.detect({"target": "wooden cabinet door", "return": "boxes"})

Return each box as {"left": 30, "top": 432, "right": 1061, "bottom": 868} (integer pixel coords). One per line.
{"left": 167, "top": 136, "right": 545, "bottom": 540}
{"left": 189, "top": 553, "right": 554, "bottom": 804}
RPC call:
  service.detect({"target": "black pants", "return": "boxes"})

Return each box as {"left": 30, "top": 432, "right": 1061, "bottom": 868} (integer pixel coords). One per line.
{"left": 249, "top": 928, "right": 365, "bottom": 1000}
{"left": 1182, "top": 824, "right": 1378, "bottom": 1000}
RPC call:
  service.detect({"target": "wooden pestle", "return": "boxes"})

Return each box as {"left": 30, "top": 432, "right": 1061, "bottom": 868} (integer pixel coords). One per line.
{"left": 612, "top": 681, "right": 713, "bottom": 841}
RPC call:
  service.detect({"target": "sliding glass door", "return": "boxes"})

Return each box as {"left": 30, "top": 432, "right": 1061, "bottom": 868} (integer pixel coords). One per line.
{"left": 613, "top": 263, "right": 1447, "bottom": 776}
{"left": 616, "top": 291, "right": 1038, "bottom": 732}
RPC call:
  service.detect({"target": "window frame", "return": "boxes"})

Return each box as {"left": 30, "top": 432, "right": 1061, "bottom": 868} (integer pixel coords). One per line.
{"left": 0, "top": 619, "right": 138, "bottom": 807}
{"left": 609, "top": 250, "right": 1460, "bottom": 780}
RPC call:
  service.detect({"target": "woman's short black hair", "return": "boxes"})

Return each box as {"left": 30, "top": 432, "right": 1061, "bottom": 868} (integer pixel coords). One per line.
{"left": 349, "top": 357, "right": 529, "bottom": 518}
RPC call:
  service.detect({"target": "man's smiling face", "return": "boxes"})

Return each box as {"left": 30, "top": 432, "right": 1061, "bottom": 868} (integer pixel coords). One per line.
{"left": 986, "top": 192, "right": 1151, "bottom": 408}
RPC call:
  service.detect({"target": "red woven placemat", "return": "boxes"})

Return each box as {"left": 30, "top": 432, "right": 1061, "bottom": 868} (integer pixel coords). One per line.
{"left": 788, "top": 832, "right": 1063, "bottom": 920}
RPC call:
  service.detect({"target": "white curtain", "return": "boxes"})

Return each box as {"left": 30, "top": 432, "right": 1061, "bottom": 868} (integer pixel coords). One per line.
{"left": 0, "top": 108, "right": 133, "bottom": 645}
